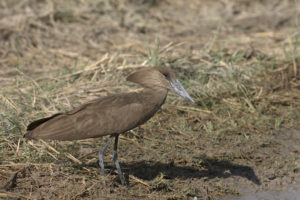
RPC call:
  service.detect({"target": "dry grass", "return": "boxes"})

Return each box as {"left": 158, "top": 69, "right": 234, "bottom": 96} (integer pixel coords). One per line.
{"left": 1, "top": 0, "right": 300, "bottom": 199}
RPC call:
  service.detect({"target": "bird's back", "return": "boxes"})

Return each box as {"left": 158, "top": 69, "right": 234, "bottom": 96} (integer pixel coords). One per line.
{"left": 25, "top": 90, "right": 166, "bottom": 141}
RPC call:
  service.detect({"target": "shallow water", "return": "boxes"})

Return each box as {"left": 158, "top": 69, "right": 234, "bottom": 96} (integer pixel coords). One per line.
{"left": 229, "top": 184, "right": 300, "bottom": 200}
{"left": 224, "top": 129, "right": 300, "bottom": 200}
{"left": 223, "top": 180, "right": 300, "bottom": 200}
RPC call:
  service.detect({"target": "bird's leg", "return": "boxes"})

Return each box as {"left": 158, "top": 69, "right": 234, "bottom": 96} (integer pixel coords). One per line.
{"left": 99, "top": 136, "right": 113, "bottom": 184}
{"left": 113, "top": 135, "right": 125, "bottom": 185}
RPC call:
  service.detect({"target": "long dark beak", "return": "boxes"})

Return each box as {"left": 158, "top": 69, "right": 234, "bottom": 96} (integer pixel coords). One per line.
{"left": 170, "top": 79, "right": 195, "bottom": 105}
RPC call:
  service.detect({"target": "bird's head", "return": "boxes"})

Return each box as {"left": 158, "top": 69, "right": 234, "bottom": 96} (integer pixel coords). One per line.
{"left": 127, "top": 66, "right": 195, "bottom": 104}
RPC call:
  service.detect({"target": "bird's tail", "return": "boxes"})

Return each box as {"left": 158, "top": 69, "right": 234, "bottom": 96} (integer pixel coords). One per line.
{"left": 24, "top": 131, "right": 34, "bottom": 139}
{"left": 24, "top": 113, "right": 62, "bottom": 139}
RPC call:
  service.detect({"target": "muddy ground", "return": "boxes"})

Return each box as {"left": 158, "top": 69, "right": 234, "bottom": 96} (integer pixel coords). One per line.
{"left": 0, "top": 0, "right": 300, "bottom": 199}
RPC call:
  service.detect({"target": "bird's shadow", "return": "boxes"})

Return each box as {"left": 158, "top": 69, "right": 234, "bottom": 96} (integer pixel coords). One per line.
{"left": 87, "top": 154, "right": 261, "bottom": 185}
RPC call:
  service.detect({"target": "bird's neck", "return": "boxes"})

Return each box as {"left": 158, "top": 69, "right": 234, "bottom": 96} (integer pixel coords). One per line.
{"left": 142, "top": 87, "right": 168, "bottom": 107}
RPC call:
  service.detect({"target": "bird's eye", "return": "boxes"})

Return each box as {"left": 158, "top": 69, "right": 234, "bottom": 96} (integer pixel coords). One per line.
{"left": 163, "top": 73, "right": 168, "bottom": 78}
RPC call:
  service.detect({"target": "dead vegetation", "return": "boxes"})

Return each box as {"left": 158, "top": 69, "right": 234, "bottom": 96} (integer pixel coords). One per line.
{"left": 0, "top": 0, "right": 300, "bottom": 199}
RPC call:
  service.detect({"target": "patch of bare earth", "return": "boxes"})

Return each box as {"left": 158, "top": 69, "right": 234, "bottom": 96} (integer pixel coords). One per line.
{"left": 1, "top": 0, "right": 300, "bottom": 199}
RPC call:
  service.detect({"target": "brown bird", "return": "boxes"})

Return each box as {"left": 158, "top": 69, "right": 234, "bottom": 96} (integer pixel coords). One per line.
{"left": 24, "top": 66, "right": 194, "bottom": 185}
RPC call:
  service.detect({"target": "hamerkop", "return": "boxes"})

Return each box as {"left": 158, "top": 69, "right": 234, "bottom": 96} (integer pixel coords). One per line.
{"left": 24, "top": 66, "right": 194, "bottom": 185}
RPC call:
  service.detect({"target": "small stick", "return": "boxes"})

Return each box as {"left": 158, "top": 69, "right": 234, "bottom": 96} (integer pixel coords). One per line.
{"left": 65, "top": 153, "right": 82, "bottom": 165}
{"left": 129, "top": 175, "right": 150, "bottom": 187}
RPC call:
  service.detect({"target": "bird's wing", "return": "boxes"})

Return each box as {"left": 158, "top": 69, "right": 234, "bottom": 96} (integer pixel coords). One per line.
{"left": 25, "top": 93, "right": 156, "bottom": 141}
